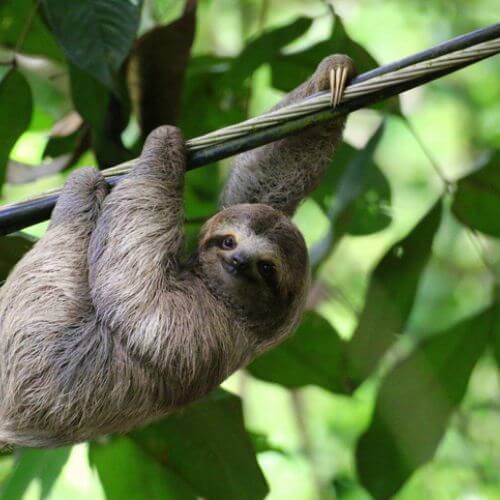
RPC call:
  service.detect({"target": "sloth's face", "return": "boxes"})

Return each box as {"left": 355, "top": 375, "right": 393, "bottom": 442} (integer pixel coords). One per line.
{"left": 198, "top": 204, "right": 309, "bottom": 322}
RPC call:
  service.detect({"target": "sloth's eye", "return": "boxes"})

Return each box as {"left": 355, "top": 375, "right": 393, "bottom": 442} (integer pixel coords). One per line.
{"left": 220, "top": 236, "right": 236, "bottom": 250}
{"left": 258, "top": 261, "right": 276, "bottom": 278}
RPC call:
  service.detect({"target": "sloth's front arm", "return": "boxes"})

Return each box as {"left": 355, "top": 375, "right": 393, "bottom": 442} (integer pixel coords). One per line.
{"left": 221, "top": 54, "right": 356, "bottom": 215}
{"left": 88, "top": 127, "right": 189, "bottom": 365}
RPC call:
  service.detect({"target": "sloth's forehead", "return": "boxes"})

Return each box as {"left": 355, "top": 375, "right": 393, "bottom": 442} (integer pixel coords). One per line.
{"left": 219, "top": 221, "right": 276, "bottom": 248}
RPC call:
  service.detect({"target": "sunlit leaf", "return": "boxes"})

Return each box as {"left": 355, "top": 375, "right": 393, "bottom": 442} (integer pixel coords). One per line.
{"left": 491, "top": 303, "right": 500, "bottom": 370}
{"left": 41, "top": 0, "right": 142, "bottom": 89}
{"left": 129, "top": 0, "right": 196, "bottom": 136}
{"left": 356, "top": 307, "right": 494, "bottom": 499}
{"left": 129, "top": 390, "right": 268, "bottom": 500}
{"left": 249, "top": 431, "right": 289, "bottom": 457}
{"left": 346, "top": 200, "right": 443, "bottom": 386}
{"left": 0, "top": 69, "right": 32, "bottom": 192}
{"left": 0, "top": 447, "right": 71, "bottom": 500}
{"left": 90, "top": 438, "right": 196, "bottom": 500}
{"left": 248, "top": 311, "right": 350, "bottom": 394}
{"left": 451, "top": 152, "right": 500, "bottom": 237}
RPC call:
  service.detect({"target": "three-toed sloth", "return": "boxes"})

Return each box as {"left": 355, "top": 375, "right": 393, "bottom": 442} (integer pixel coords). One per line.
{"left": 0, "top": 55, "right": 355, "bottom": 447}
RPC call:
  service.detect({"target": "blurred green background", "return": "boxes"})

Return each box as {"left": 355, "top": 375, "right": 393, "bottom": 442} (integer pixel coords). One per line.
{"left": 0, "top": 0, "right": 498, "bottom": 499}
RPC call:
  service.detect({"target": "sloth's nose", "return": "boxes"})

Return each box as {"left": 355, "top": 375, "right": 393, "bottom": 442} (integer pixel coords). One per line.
{"left": 231, "top": 252, "right": 250, "bottom": 270}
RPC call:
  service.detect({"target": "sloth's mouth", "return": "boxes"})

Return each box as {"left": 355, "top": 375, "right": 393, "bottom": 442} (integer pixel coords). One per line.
{"left": 220, "top": 258, "right": 239, "bottom": 276}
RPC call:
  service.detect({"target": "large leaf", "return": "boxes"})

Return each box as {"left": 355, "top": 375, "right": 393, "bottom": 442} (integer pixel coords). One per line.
{"left": 129, "top": 0, "right": 197, "bottom": 136}
{"left": 0, "top": 233, "right": 36, "bottom": 283}
{"left": 270, "top": 14, "right": 400, "bottom": 114}
{"left": 0, "top": 69, "right": 33, "bottom": 192}
{"left": 310, "top": 124, "right": 390, "bottom": 267}
{"left": 451, "top": 152, "right": 500, "bottom": 237}
{"left": 346, "top": 201, "right": 443, "bottom": 386}
{"left": 129, "top": 390, "right": 268, "bottom": 500}
{"left": 317, "top": 124, "right": 390, "bottom": 235}
{"left": 248, "top": 311, "right": 351, "bottom": 394}
{"left": 41, "top": 0, "right": 142, "bottom": 89}
{"left": 0, "top": 0, "right": 64, "bottom": 61}
{"left": 227, "top": 17, "right": 312, "bottom": 86}
{"left": 356, "top": 307, "right": 494, "bottom": 499}
{"left": 90, "top": 438, "right": 196, "bottom": 500}
{"left": 0, "top": 447, "right": 71, "bottom": 500}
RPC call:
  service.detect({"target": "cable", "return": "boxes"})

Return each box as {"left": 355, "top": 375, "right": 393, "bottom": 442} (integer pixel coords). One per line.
{"left": 0, "top": 23, "right": 499, "bottom": 235}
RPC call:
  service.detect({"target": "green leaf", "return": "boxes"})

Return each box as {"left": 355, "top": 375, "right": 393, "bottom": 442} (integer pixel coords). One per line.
{"left": 41, "top": 0, "right": 142, "bottom": 89}
{"left": 249, "top": 431, "right": 289, "bottom": 457}
{"left": 180, "top": 56, "right": 246, "bottom": 138}
{"left": 129, "top": 390, "right": 268, "bottom": 500}
{"left": 451, "top": 152, "right": 500, "bottom": 237}
{"left": 0, "top": 0, "right": 64, "bottom": 61}
{"left": 227, "top": 17, "right": 313, "bottom": 86}
{"left": 0, "top": 447, "right": 71, "bottom": 500}
{"left": 356, "top": 307, "right": 494, "bottom": 500}
{"left": 269, "top": 14, "right": 400, "bottom": 115}
{"left": 0, "top": 69, "right": 32, "bottom": 192}
{"left": 491, "top": 302, "right": 500, "bottom": 370}
{"left": 271, "top": 14, "right": 375, "bottom": 92}
{"left": 316, "top": 124, "right": 390, "bottom": 236}
{"left": 248, "top": 311, "right": 350, "bottom": 394}
{"left": 0, "top": 233, "right": 36, "bottom": 283}
{"left": 130, "top": 2, "right": 197, "bottom": 136}
{"left": 310, "top": 124, "right": 390, "bottom": 266}
{"left": 346, "top": 200, "right": 443, "bottom": 386}
{"left": 89, "top": 438, "right": 196, "bottom": 500}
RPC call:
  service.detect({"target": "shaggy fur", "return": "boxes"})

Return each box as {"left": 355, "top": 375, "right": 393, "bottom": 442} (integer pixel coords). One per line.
{"left": 0, "top": 55, "right": 354, "bottom": 447}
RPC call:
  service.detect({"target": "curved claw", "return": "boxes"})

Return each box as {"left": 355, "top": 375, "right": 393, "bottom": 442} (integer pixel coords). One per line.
{"left": 329, "top": 66, "right": 349, "bottom": 108}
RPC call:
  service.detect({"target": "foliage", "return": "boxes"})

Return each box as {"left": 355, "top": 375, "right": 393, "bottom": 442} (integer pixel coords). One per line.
{"left": 0, "top": 1, "right": 498, "bottom": 499}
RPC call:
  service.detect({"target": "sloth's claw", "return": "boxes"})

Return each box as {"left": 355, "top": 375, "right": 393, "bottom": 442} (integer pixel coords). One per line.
{"left": 329, "top": 65, "right": 350, "bottom": 108}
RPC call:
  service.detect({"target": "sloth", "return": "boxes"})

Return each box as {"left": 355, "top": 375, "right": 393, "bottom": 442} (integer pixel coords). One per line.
{"left": 0, "top": 55, "right": 355, "bottom": 447}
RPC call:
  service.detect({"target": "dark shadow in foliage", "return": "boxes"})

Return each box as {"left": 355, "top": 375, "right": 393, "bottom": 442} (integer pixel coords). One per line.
{"left": 452, "top": 151, "right": 500, "bottom": 237}
{"left": 248, "top": 311, "right": 351, "bottom": 394}
{"left": 347, "top": 201, "right": 443, "bottom": 387}
{"left": 0, "top": 447, "right": 71, "bottom": 500}
{"left": 69, "top": 64, "right": 133, "bottom": 169}
{"left": 0, "top": 0, "right": 64, "bottom": 62}
{"left": 129, "top": 0, "right": 197, "bottom": 137}
{"left": 0, "top": 233, "right": 36, "bottom": 283}
{"left": 356, "top": 306, "right": 495, "bottom": 500}
{"left": 127, "top": 390, "right": 268, "bottom": 500}
{"left": 0, "top": 70, "right": 32, "bottom": 193}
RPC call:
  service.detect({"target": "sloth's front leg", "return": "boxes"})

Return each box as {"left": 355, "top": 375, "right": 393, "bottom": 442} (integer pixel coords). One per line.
{"left": 221, "top": 54, "right": 356, "bottom": 215}
{"left": 88, "top": 126, "right": 187, "bottom": 328}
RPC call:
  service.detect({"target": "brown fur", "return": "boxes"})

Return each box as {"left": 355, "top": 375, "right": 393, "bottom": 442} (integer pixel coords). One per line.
{"left": 0, "top": 55, "right": 354, "bottom": 447}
